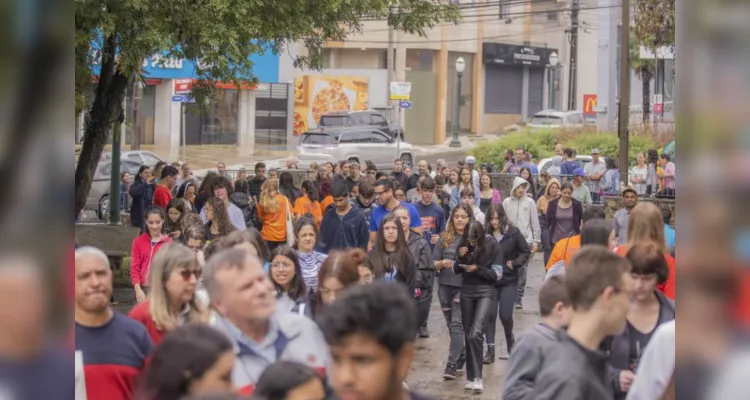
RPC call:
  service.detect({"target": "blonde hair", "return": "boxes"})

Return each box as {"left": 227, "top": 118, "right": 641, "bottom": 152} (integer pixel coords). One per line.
{"left": 625, "top": 202, "right": 667, "bottom": 254}
{"left": 259, "top": 178, "right": 281, "bottom": 213}
{"left": 147, "top": 243, "right": 209, "bottom": 331}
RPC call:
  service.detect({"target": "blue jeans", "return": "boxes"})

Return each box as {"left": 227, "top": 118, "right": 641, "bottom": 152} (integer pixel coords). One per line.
{"left": 438, "top": 284, "right": 465, "bottom": 365}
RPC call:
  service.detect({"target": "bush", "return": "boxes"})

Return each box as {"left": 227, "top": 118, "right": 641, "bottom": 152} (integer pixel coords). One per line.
{"left": 566, "top": 133, "right": 657, "bottom": 167}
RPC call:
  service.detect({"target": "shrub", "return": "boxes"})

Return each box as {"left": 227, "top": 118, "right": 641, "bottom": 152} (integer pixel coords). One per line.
{"left": 566, "top": 133, "right": 657, "bottom": 167}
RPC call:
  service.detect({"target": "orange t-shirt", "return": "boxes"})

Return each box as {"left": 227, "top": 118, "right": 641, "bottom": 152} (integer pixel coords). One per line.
{"left": 320, "top": 195, "right": 334, "bottom": 215}
{"left": 545, "top": 235, "right": 582, "bottom": 271}
{"left": 257, "top": 195, "right": 289, "bottom": 243}
{"left": 293, "top": 196, "right": 322, "bottom": 226}
{"left": 615, "top": 246, "right": 676, "bottom": 300}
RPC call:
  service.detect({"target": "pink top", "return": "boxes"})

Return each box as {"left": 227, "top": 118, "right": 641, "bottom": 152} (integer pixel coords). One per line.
{"left": 662, "top": 162, "right": 676, "bottom": 189}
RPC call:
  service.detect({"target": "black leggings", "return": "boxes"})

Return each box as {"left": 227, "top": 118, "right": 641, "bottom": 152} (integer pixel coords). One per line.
{"left": 484, "top": 282, "right": 517, "bottom": 348}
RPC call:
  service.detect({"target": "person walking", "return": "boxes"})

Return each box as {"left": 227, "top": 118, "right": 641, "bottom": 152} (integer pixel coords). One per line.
{"left": 247, "top": 162, "right": 266, "bottom": 201}
{"left": 202, "top": 197, "right": 237, "bottom": 242}
{"left": 257, "top": 178, "right": 292, "bottom": 251}
{"left": 130, "top": 207, "right": 172, "bottom": 303}
{"left": 536, "top": 178, "right": 561, "bottom": 265}
{"left": 630, "top": 152, "right": 649, "bottom": 196}
{"left": 369, "top": 213, "right": 417, "bottom": 295}
{"left": 546, "top": 182, "right": 584, "bottom": 248}
{"left": 153, "top": 165, "right": 179, "bottom": 209}
{"left": 451, "top": 167, "right": 480, "bottom": 209}
{"left": 293, "top": 181, "right": 322, "bottom": 226}
{"left": 478, "top": 174, "right": 502, "bottom": 214}
{"left": 318, "top": 181, "right": 369, "bottom": 253}
{"left": 502, "top": 177, "right": 541, "bottom": 309}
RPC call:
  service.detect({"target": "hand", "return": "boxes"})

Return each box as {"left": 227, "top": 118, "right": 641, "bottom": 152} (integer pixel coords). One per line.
{"left": 171, "top": 230, "right": 181, "bottom": 239}
{"left": 619, "top": 370, "right": 635, "bottom": 392}
{"left": 442, "top": 259, "right": 453, "bottom": 270}
{"left": 459, "top": 247, "right": 468, "bottom": 256}
{"left": 135, "top": 287, "right": 146, "bottom": 303}
{"left": 506, "top": 261, "right": 514, "bottom": 270}
{"left": 196, "top": 250, "right": 206, "bottom": 267}
{"left": 431, "top": 234, "right": 439, "bottom": 245}
{"left": 147, "top": 177, "right": 154, "bottom": 184}
{"left": 531, "top": 243, "right": 539, "bottom": 253}
{"left": 466, "top": 265, "right": 478, "bottom": 273}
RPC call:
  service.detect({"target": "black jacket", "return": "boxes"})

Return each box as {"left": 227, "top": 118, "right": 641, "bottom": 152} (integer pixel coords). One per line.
{"left": 453, "top": 236, "right": 498, "bottom": 288}
{"left": 128, "top": 181, "right": 155, "bottom": 230}
{"left": 369, "top": 249, "right": 416, "bottom": 297}
{"left": 407, "top": 230, "right": 434, "bottom": 291}
{"left": 390, "top": 171, "right": 409, "bottom": 189}
{"left": 247, "top": 176, "right": 266, "bottom": 201}
{"left": 546, "top": 198, "right": 584, "bottom": 241}
{"left": 491, "top": 226, "right": 531, "bottom": 284}
{"left": 229, "top": 192, "right": 259, "bottom": 230}
{"left": 316, "top": 206, "right": 369, "bottom": 254}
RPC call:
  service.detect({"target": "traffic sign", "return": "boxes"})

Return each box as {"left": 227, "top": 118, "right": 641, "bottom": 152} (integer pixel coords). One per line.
{"left": 172, "top": 95, "right": 195, "bottom": 103}
{"left": 172, "top": 95, "right": 184, "bottom": 102}
{"left": 399, "top": 100, "right": 412, "bottom": 109}
{"left": 390, "top": 82, "right": 412, "bottom": 101}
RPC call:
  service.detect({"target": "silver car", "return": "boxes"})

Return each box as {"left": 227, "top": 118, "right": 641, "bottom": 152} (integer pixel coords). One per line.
{"left": 84, "top": 159, "right": 143, "bottom": 219}
{"left": 527, "top": 110, "right": 587, "bottom": 132}
{"left": 295, "top": 127, "right": 414, "bottom": 170}
{"left": 101, "top": 150, "right": 165, "bottom": 167}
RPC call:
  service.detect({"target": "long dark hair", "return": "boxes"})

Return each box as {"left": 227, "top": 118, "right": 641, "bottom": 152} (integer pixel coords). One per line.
{"left": 316, "top": 248, "right": 364, "bottom": 314}
{"left": 134, "top": 165, "right": 152, "bottom": 184}
{"left": 205, "top": 197, "right": 236, "bottom": 237}
{"left": 460, "top": 220, "right": 491, "bottom": 267}
{"left": 371, "top": 213, "right": 414, "bottom": 279}
{"left": 197, "top": 172, "right": 219, "bottom": 197}
{"left": 484, "top": 203, "right": 512, "bottom": 235}
{"left": 138, "top": 324, "right": 233, "bottom": 400}
{"left": 270, "top": 245, "right": 308, "bottom": 301}
{"left": 300, "top": 180, "right": 319, "bottom": 203}
{"left": 647, "top": 148, "right": 659, "bottom": 166}
{"left": 165, "top": 198, "right": 187, "bottom": 233}
{"left": 278, "top": 172, "right": 298, "bottom": 201}
{"left": 519, "top": 167, "right": 537, "bottom": 197}
{"left": 253, "top": 361, "right": 325, "bottom": 400}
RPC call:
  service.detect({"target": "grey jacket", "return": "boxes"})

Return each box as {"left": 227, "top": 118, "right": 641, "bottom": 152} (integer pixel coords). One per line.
{"left": 502, "top": 322, "right": 558, "bottom": 400}
{"left": 407, "top": 230, "right": 434, "bottom": 291}
{"left": 211, "top": 312, "right": 330, "bottom": 393}
{"left": 432, "top": 234, "right": 462, "bottom": 287}
{"left": 528, "top": 329, "right": 613, "bottom": 400}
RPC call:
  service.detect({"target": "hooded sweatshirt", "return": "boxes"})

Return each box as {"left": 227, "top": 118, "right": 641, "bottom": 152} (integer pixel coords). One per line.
{"left": 502, "top": 177, "right": 541, "bottom": 245}
{"left": 317, "top": 205, "right": 369, "bottom": 254}
{"left": 536, "top": 178, "right": 561, "bottom": 217}
{"left": 407, "top": 230, "right": 435, "bottom": 291}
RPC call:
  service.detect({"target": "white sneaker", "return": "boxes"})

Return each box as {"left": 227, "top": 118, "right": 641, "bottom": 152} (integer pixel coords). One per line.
{"left": 464, "top": 380, "right": 475, "bottom": 391}
{"left": 473, "top": 379, "right": 484, "bottom": 394}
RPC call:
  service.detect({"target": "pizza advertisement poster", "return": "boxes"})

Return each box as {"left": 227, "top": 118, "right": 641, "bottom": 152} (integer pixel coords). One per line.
{"left": 293, "top": 75, "right": 370, "bottom": 136}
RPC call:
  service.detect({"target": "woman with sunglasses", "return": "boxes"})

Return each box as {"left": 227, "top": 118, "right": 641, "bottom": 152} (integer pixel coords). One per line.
{"left": 128, "top": 243, "right": 209, "bottom": 346}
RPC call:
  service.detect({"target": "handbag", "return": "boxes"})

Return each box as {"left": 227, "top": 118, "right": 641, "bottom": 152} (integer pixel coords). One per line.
{"left": 284, "top": 198, "right": 296, "bottom": 246}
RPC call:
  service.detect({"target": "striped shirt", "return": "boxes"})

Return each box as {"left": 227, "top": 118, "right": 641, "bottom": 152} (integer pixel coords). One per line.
{"left": 297, "top": 251, "right": 327, "bottom": 290}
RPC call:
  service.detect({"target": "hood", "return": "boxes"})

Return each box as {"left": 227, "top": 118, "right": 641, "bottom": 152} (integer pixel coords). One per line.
{"left": 544, "top": 178, "right": 561, "bottom": 197}
{"left": 510, "top": 177, "right": 530, "bottom": 197}
{"left": 230, "top": 192, "right": 249, "bottom": 208}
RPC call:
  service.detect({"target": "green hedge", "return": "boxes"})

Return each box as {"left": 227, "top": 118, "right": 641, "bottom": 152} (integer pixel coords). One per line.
{"left": 471, "top": 130, "right": 657, "bottom": 168}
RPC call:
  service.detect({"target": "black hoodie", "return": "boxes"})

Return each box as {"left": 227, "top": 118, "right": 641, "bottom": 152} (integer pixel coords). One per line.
{"left": 490, "top": 225, "right": 531, "bottom": 284}
{"left": 229, "top": 192, "right": 258, "bottom": 229}
{"left": 316, "top": 205, "right": 369, "bottom": 254}
{"left": 453, "top": 236, "right": 499, "bottom": 288}
{"left": 406, "top": 230, "right": 434, "bottom": 291}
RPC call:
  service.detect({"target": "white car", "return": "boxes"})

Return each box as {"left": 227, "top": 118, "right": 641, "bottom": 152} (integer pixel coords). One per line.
{"left": 101, "top": 150, "right": 165, "bottom": 167}
{"left": 527, "top": 110, "right": 587, "bottom": 132}
{"left": 296, "top": 127, "right": 413, "bottom": 170}
{"left": 538, "top": 155, "right": 593, "bottom": 174}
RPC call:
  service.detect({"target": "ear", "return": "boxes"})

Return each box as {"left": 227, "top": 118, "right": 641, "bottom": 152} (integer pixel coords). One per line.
{"left": 395, "top": 343, "right": 415, "bottom": 382}
{"left": 553, "top": 301, "right": 564, "bottom": 315}
{"left": 600, "top": 286, "right": 616, "bottom": 306}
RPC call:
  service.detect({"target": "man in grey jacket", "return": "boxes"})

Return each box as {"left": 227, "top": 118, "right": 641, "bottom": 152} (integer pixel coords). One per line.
{"left": 501, "top": 176, "right": 541, "bottom": 309}
{"left": 528, "top": 247, "right": 633, "bottom": 400}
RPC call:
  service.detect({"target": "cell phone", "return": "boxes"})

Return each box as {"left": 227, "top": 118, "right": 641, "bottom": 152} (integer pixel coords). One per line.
{"left": 457, "top": 264, "right": 468, "bottom": 269}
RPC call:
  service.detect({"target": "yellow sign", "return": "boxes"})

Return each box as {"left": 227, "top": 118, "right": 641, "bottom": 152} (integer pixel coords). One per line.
{"left": 389, "top": 81, "right": 412, "bottom": 101}
{"left": 293, "top": 75, "right": 370, "bottom": 136}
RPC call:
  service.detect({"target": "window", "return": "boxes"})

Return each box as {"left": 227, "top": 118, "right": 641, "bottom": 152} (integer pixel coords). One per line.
{"left": 356, "top": 114, "right": 372, "bottom": 125}
{"left": 126, "top": 153, "right": 142, "bottom": 163}
{"left": 353, "top": 131, "right": 372, "bottom": 143}
{"left": 338, "top": 133, "right": 355, "bottom": 144}
{"left": 500, "top": 0, "right": 511, "bottom": 19}
{"left": 566, "top": 113, "right": 584, "bottom": 124}
{"left": 370, "top": 114, "right": 387, "bottom": 126}
{"left": 300, "top": 133, "right": 334, "bottom": 145}
{"left": 530, "top": 115, "right": 563, "bottom": 125}
{"left": 99, "top": 163, "right": 112, "bottom": 177}
{"left": 319, "top": 115, "right": 351, "bottom": 127}
{"left": 371, "top": 131, "right": 390, "bottom": 143}
{"left": 142, "top": 153, "right": 161, "bottom": 167}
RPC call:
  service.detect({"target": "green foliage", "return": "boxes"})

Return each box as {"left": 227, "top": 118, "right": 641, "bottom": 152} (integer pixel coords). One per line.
{"left": 629, "top": 30, "right": 655, "bottom": 81}
{"left": 566, "top": 134, "right": 657, "bottom": 167}
{"left": 635, "top": 0, "right": 675, "bottom": 52}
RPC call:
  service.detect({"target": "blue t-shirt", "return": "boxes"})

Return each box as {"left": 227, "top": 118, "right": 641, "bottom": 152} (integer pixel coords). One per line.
{"left": 560, "top": 160, "right": 581, "bottom": 175}
{"left": 415, "top": 201, "right": 446, "bottom": 248}
{"left": 370, "top": 201, "right": 422, "bottom": 232}
{"left": 664, "top": 224, "right": 676, "bottom": 251}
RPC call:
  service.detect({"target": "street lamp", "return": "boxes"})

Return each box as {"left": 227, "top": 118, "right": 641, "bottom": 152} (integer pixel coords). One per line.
{"left": 548, "top": 52, "right": 559, "bottom": 110}
{"left": 449, "top": 57, "right": 466, "bottom": 148}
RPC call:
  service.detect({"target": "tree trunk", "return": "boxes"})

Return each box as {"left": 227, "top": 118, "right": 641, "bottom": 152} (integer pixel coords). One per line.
{"left": 642, "top": 68, "right": 652, "bottom": 123}
{"left": 74, "top": 35, "right": 130, "bottom": 218}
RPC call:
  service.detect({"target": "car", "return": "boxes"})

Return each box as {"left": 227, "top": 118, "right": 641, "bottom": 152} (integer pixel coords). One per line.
{"left": 84, "top": 159, "right": 143, "bottom": 219}
{"left": 538, "top": 155, "right": 593, "bottom": 175}
{"left": 318, "top": 110, "right": 404, "bottom": 140}
{"left": 295, "top": 127, "right": 413, "bottom": 171}
{"left": 527, "top": 110, "right": 587, "bottom": 132}
{"left": 101, "top": 150, "right": 165, "bottom": 167}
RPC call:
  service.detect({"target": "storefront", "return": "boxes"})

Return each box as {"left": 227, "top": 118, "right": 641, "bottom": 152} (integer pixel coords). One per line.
{"left": 482, "top": 43, "right": 556, "bottom": 131}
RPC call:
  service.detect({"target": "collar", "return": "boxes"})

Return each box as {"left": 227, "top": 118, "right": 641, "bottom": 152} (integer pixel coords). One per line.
{"left": 535, "top": 322, "right": 558, "bottom": 340}
{"left": 215, "top": 312, "right": 302, "bottom": 354}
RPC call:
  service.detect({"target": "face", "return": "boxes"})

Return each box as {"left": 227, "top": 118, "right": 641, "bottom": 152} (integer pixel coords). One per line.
{"left": 122, "top": 172, "right": 131, "bottom": 182}
{"left": 334, "top": 195, "right": 349, "bottom": 212}
{"left": 334, "top": 164, "right": 341, "bottom": 175}
{"left": 403, "top": 167, "right": 412, "bottom": 177}
{"left": 286, "top": 378, "right": 326, "bottom": 400}
{"left": 269, "top": 170, "right": 278, "bottom": 179}
{"left": 450, "top": 171, "right": 458, "bottom": 183}
{"left": 351, "top": 186, "right": 360, "bottom": 197}
{"left": 374, "top": 185, "right": 391, "bottom": 206}
{"left": 326, "top": 163, "right": 334, "bottom": 175}
{"left": 637, "top": 153, "right": 645, "bottom": 164}
{"left": 555, "top": 143, "right": 564, "bottom": 156}
{"left": 214, "top": 187, "right": 228, "bottom": 201}
{"left": 212, "top": 255, "right": 276, "bottom": 322}
{"left": 420, "top": 188, "right": 435, "bottom": 204}
{"left": 592, "top": 153, "right": 600, "bottom": 163}
{"left": 394, "top": 210, "right": 410, "bottom": 233}
{"left": 165, "top": 175, "right": 177, "bottom": 188}
{"left": 359, "top": 192, "right": 374, "bottom": 206}
{"left": 603, "top": 273, "right": 635, "bottom": 334}
{"left": 548, "top": 183, "right": 560, "bottom": 197}
{"left": 270, "top": 255, "right": 296, "bottom": 290}
{"left": 330, "top": 333, "right": 411, "bottom": 400}
{"left": 623, "top": 192, "right": 638, "bottom": 207}
{"left": 630, "top": 273, "right": 659, "bottom": 301}
{"left": 75, "top": 255, "right": 113, "bottom": 313}
{"left": 480, "top": 175, "right": 491, "bottom": 189}
{"left": 358, "top": 266, "right": 373, "bottom": 284}
{"left": 513, "top": 184, "right": 527, "bottom": 198}
{"left": 417, "top": 161, "right": 428, "bottom": 174}
{"left": 237, "top": 169, "right": 247, "bottom": 179}
{"left": 205, "top": 205, "right": 215, "bottom": 221}
{"left": 341, "top": 163, "right": 350, "bottom": 176}
{"left": 467, "top": 162, "right": 474, "bottom": 171}
{"left": 561, "top": 188, "right": 573, "bottom": 201}
{"left": 461, "top": 195, "right": 474, "bottom": 206}
{"left": 481, "top": 166, "right": 488, "bottom": 174}
{"left": 297, "top": 225, "right": 317, "bottom": 252}
{"left": 320, "top": 277, "right": 345, "bottom": 305}
{"left": 164, "top": 263, "right": 199, "bottom": 305}
{"left": 382, "top": 221, "right": 399, "bottom": 244}
{"left": 520, "top": 170, "right": 530, "bottom": 180}
{"left": 442, "top": 168, "right": 451, "bottom": 179}
{"left": 182, "top": 165, "right": 191, "bottom": 176}
{"left": 256, "top": 167, "right": 266, "bottom": 178}
{"left": 187, "top": 351, "right": 235, "bottom": 397}
{"left": 351, "top": 164, "right": 360, "bottom": 177}
{"left": 366, "top": 170, "right": 376, "bottom": 180}
{"left": 490, "top": 215, "right": 500, "bottom": 230}
{"left": 187, "top": 238, "right": 203, "bottom": 252}
{"left": 452, "top": 209, "right": 469, "bottom": 232}
{"left": 186, "top": 185, "right": 196, "bottom": 197}
{"left": 515, "top": 149, "right": 525, "bottom": 163}
{"left": 460, "top": 169, "right": 471, "bottom": 183}
{"left": 168, "top": 207, "right": 181, "bottom": 223}
{"left": 394, "top": 189, "right": 406, "bottom": 202}
{"left": 146, "top": 213, "right": 164, "bottom": 236}
{"left": 393, "top": 161, "right": 402, "bottom": 173}
{"left": 140, "top": 168, "right": 152, "bottom": 181}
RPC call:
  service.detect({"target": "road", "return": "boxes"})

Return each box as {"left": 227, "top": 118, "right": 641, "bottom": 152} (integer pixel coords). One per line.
{"left": 406, "top": 254, "right": 545, "bottom": 400}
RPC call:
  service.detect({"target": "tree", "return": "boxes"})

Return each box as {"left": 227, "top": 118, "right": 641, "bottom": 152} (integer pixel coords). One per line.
{"left": 74, "top": 0, "right": 461, "bottom": 218}
{"left": 629, "top": 31, "right": 655, "bottom": 123}
{"left": 634, "top": 0, "right": 675, "bottom": 52}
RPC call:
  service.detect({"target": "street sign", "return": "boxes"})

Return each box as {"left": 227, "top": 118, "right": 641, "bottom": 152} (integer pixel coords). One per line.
{"left": 583, "top": 94, "right": 597, "bottom": 116}
{"left": 399, "top": 100, "right": 412, "bottom": 109}
{"left": 172, "top": 95, "right": 184, "bottom": 102}
{"left": 172, "top": 95, "right": 195, "bottom": 103}
{"left": 389, "top": 82, "right": 412, "bottom": 101}
{"left": 174, "top": 78, "right": 193, "bottom": 94}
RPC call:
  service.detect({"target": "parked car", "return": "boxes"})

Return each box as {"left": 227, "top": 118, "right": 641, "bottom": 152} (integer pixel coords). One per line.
{"left": 318, "top": 110, "right": 404, "bottom": 140}
{"left": 101, "top": 150, "right": 165, "bottom": 167}
{"left": 295, "top": 127, "right": 413, "bottom": 170}
{"left": 85, "top": 159, "right": 143, "bottom": 219}
{"left": 527, "top": 110, "right": 587, "bottom": 132}
{"left": 538, "top": 155, "right": 593, "bottom": 174}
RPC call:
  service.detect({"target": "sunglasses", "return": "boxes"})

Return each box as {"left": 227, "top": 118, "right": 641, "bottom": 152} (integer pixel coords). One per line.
{"left": 179, "top": 268, "right": 202, "bottom": 281}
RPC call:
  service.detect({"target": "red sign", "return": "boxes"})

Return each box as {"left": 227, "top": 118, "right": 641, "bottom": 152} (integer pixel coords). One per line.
{"left": 653, "top": 103, "right": 663, "bottom": 113}
{"left": 583, "top": 94, "right": 597, "bottom": 116}
{"left": 174, "top": 78, "right": 194, "bottom": 94}
{"left": 174, "top": 78, "right": 258, "bottom": 94}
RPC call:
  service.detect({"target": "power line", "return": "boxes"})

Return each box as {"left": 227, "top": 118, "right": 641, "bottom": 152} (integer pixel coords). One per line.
{"left": 343, "top": 26, "right": 573, "bottom": 44}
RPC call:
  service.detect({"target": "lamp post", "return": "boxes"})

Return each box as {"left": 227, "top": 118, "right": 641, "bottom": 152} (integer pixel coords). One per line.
{"left": 548, "top": 52, "right": 559, "bottom": 110}
{"left": 449, "top": 57, "right": 465, "bottom": 148}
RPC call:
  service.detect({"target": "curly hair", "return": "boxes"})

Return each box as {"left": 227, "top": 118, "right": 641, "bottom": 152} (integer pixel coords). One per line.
{"left": 443, "top": 203, "right": 475, "bottom": 247}
{"left": 205, "top": 197, "right": 236, "bottom": 237}
{"left": 259, "top": 178, "right": 281, "bottom": 213}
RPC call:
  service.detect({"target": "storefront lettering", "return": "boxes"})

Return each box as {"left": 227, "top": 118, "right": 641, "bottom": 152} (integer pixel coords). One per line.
{"left": 513, "top": 53, "right": 541, "bottom": 63}
{"left": 141, "top": 54, "right": 184, "bottom": 69}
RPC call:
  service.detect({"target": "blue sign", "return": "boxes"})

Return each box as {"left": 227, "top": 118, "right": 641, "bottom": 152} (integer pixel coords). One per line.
{"left": 399, "top": 100, "right": 412, "bottom": 109}
{"left": 172, "top": 95, "right": 195, "bottom": 103}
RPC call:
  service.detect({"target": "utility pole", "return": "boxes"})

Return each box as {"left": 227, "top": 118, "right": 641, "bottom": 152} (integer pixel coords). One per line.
{"left": 567, "top": 0, "right": 580, "bottom": 110}
{"left": 131, "top": 80, "right": 142, "bottom": 150}
{"left": 387, "top": 5, "right": 395, "bottom": 124}
{"left": 618, "top": 0, "right": 630, "bottom": 185}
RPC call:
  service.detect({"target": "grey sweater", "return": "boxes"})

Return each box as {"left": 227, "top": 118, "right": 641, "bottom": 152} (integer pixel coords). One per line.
{"left": 432, "top": 235, "right": 462, "bottom": 287}
{"left": 502, "top": 322, "right": 559, "bottom": 400}
{"left": 528, "top": 329, "right": 613, "bottom": 400}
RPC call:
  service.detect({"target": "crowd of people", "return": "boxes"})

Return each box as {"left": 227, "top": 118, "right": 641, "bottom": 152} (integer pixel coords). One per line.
{"left": 75, "top": 147, "right": 678, "bottom": 400}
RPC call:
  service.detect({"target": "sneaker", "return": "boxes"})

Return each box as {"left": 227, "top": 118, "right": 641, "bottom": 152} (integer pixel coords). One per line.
{"left": 464, "top": 380, "right": 476, "bottom": 391}
{"left": 443, "top": 363, "right": 457, "bottom": 380}
{"left": 514, "top": 299, "right": 523, "bottom": 310}
{"left": 473, "top": 379, "right": 484, "bottom": 394}
{"left": 482, "top": 345, "right": 495, "bottom": 364}
{"left": 456, "top": 352, "right": 467, "bottom": 370}
{"left": 418, "top": 325, "right": 430, "bottom": 338}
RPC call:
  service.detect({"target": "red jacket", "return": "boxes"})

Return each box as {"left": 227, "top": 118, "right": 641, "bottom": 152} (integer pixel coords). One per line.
{"left": 152, "top": 184, "right": 172, "bottom": 209}
{"left": 130, "top": 233, "right": 171, "bottom": 286}
{"left": 128, "top": 301, "right": 167, "bottom": 346}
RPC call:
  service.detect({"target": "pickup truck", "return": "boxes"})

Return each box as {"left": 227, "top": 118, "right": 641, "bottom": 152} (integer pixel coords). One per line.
{"left": 318, "top": 110, "right": 404, "bottom": 140}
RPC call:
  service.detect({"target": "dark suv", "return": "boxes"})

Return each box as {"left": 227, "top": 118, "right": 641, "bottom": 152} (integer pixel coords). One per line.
{"left": 318, "top": 110, "right": 404, "bottom": 140}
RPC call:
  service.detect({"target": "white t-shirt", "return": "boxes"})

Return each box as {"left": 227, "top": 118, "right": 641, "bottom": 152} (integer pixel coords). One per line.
{"left": 630, "top": 165, "right": 649, "bottom": 195}
{"left": 583, "top": 160, "right": 607, "bottom": 193}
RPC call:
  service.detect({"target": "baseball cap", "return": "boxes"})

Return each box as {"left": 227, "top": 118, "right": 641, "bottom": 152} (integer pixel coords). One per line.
{"left": 622, "top": 186, "right": 638, "bottom": 197}
{"left": 573, "top": 168, "right": 586, "bottom": 176}
{"left": 465, "top": 156, "right": 476, "bottom": 164}
{"left": 591, "top": 148, "right": 601, "bottom": 154}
